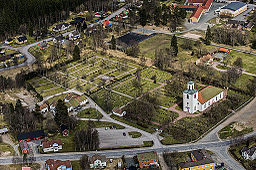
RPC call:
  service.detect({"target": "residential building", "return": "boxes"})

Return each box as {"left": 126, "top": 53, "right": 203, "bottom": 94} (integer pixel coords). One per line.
{"left": 37, "top": 41, "right": 48, "bottom": 50}
{"left": 220, "top": 2, "right": 247, "bottom": 17}
{"left": 0, "top": 128, "right": 8, "bottom": 135}
{"left": 5, "top": 38, "right": 13, "bottom": 44}
{"left": 89, "top": 154, "right": 107, "bottom": 169}
{"left": 19, "top": 140, "right": 29, "bottom": 154}
{"left": 50, "top": 100, "right": 57, "bottom": 115}
{"left": 241, "top": 146, "right": 256, "bottom": 160}
{"left": 69, "top": 31, "right": 80, "bottom": 41}
{"left": 41, "top": 139, "right": 62, "bottom": 153}
{"left": 179, "top": 149, "right": 215, "bottom": 170}
{"left": 45, "top": 159, "right": 72, "bottom": 170}
{"left": 16, "top": 36, "right": 27, "bottom": 44}
{"left": 137, "top": 151, "right": 159, "bottom": 168}
{"left": 17, "top": 130, "right": 46, "bottom": 142}
{"left": 183, "top": 81, "right": 224, "bottom": 113}
{"left": 196, "top": 54, "right": 214, "bottom": 65}
{"left": 40, "top": 103, "right": 49, "bottom": 114}
{"left": 218, "top": 48, "right": 230, "bottom": 54}
{"left": 190, "top": 6, "right": 204, "bottom": 23}
{"left": 53, "top": 35, "right": 66, "bottom": 44}
{"left": 53, "top": 23, "right": 71, "bottom": 32}
{"left": 112, "top": 108, "right": 126, "bottom": 117}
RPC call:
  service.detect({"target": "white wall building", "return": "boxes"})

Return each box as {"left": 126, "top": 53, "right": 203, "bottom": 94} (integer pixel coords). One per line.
{"left": 41, "top": 139, "right": 62, "bottom": 153}
{"left": 183, "top": 81, "right": 224, "bottom": 114}
{"left": 90, "top": 154, "right": 107, "bottom": 169}
{"left": 241, "top": 146, "right": 256, "bottom": 160}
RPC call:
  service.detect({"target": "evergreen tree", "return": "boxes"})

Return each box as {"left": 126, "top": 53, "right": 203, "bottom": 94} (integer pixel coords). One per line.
{"left": 233, "top": 57, "right": 243, "bottom": 69}
{"left": 139, "top": 8, "right": 147, "bottom": 27}
{"left": 73, "top": 45, "right": 80, "bottom": 61}
{"left": 80, "top": 155, "right": 90, "bottom": 170}
{"left": 251, "top": 39, "right": 256, "bottom": 49}
{"left": 110, "top": 35, "right": 116, "bottom": 49}
{"left": 54, "top": 99, "right": 69, "bottom": 127}
{"left": 205, "top": 25, "right": 212, "bottom": 45}
{"left": 171, "top": 35, "right": 178, "bottom": 56}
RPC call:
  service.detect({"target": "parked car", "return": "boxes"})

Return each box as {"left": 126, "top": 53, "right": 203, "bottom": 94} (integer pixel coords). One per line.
{"left": 123, "top": 132, "right": 126, "bottom": 136}
{"left": 105, "top": 127, "right": 108, "bottom": 130}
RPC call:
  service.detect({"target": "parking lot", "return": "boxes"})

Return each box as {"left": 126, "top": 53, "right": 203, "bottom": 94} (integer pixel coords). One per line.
{"left": 97, "top": 127, "right": 152, "bottom": 148}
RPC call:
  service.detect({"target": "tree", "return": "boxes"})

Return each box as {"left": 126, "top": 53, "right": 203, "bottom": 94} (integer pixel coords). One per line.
{"left": 247, "top": 77, "right": 256, "bottom": 96}
{"left": 73, "top": 45, "right": 80, "bottom": 61}
{"left": 251, "top": 39, "right": 256, "bottom": 49}
{"left": 54, "top": 99, "right": 69, "bottom": 127}
{"left": 171, "top": 35, "right": 178, "bottom": 56}
{"left": 80, "top": 155, "right": 90, "bottom": 170}
{"left": 139, "top": 8, "right": 147, "bottom": 27}
{"left": 233, "top": 57, "right": 243, "bottom": 69}
{"left": 205, "top": 25, "right": 212, "bottom": 45}
{"left": 110, "top": 35, "right": 116, "bottom": 50}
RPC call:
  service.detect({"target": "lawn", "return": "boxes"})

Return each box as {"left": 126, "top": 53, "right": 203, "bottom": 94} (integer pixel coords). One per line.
{"left": 233, "top": 74, "right": 254, "bottom": 92}
{"left": 77, "top": 108, "right": 103, "bottom": 119}
{"left": 41, "top": 87, "right": 66, "bottom": 98}
{"left": 114, "top": 78, "right": 159, "bottom": 97}
{"left": 152, "top": 108, "right": 179, "bottom": 124}
{"left": 91, "top": 89, "right": 132, "bottom": 111}
{"left": 216, "top": 64, "right": 229, "bottom": 70}
{"left": 154, "top": 87, "right": 176, "bottom": 108}
{"left": 228, "top": 50, "right": 256, "bottom": 74}
{"left": 141, "top": 67, "right": 172, "bottom": 83}
{"left": 71, "top": 161, "right": 82, "bottom": 170}
{"left": 128, "top": 131, "right": 142, "bottom": 138}
{"left": 0, "top": 143, "right": 15, "bottom": 156}
{"left": 139, "top": 34, "right": 171, "bottom": 59}
{"left": 218, "top": 122, "right": 253, "bottom": 139}
{"left": 160, "top": 133, "right": 182, "bottom": 145}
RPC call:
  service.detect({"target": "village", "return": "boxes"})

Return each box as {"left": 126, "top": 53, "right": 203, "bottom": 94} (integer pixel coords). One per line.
{"left": 0, "top": 0, "right": 256, "bottom": 170}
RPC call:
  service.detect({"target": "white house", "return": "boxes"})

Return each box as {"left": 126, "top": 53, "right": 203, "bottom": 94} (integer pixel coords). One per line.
{"left": 69, "top": 31, "right": 80, "bottom": 41}
{"left": 183, "top": 81, "right": 224, "bottom": 114}
{"left": 40, "top": 103, "right": 49, "bottom": 114}
{"left": 112, "top": 108, "right": 126, "bottom": 117}
{"left": 41, "top": 139, "right": 62, "bottom": 153}
{"left": 45, "top": 159, "right": 72, "bottom": 170}
{"left": 241, "top": 146, "right": 256, "bottom": 160}
{"left": 90, "top": 154, "right": 107, "bottom": 169}
{"left": 53, "top": 35, "right": 66, "bottom": 44}
{"left": 53, "top": 23, "right": 71, "bottom": 32}
{"left": 0, "top": 128, "right": 8, "bottom": 135}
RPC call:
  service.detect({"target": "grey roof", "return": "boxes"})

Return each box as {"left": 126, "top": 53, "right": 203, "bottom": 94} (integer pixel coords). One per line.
{"left": 184, "top": 89, "right": 198, "bottom": 94}
{"left": 222, "top": 2, "right": 247, "bottom": 11}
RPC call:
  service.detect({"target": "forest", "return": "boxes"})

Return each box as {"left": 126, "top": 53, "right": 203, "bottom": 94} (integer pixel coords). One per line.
{"left": 0, "top": 0, "right": 117, "bottom": 40}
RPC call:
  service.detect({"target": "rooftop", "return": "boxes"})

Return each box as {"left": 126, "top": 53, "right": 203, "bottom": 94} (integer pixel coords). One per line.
{"left": 190, "top": 6, "right": 204, "bottom": 19}
{"left": 222, "top": 2, "right": 247, "bottom": 11}
{"left": 45, "top": 159, "right": 71, "bottom": 170}
{"left": 42, "top": 139, "right": 62, "bottom": 148}
{"left": 198, "top": 86, "right": 224, "bottom": 104}
{"left": 17, "top": 130, "right": 46, "bottom": 141}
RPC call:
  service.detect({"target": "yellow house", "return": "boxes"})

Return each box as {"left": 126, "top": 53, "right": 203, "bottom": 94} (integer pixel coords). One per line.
{"left": 179, "top": 150, "right": 215, "bottom": 170}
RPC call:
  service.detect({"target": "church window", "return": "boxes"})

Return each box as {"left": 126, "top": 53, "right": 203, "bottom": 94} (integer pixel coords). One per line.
{"left": 187, "top": 102, "right": 189, "bottom": 106}
{"left": 194, "top": 106, "right": 196, "bottom": 110}
{"left": 194, "top": 94, "right": 196, "bottom": 98}
{"left": 220, "top": 93, "right": 222, "bottom": 98}
{"left": 187, "top": 94, "right": 189, "bottom": 99}
{"left": 216, "top": 97, "right": 217, "bottom": 100}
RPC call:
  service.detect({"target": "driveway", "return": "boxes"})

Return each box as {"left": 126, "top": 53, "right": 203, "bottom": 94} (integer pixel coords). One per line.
{"left": 97, "top": 127, "right": 151, "bottom": 148}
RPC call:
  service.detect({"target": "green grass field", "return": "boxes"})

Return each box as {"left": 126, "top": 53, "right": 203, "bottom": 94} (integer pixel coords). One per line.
{"left": 141, "top": 67, "right": 172, "bottom": 83}
{"left": 228, "top": 51, "right": 256, "bottom": 74}
{"left": 128, "top": 131, "right": 142, "bottom": 138}
{"left": 233, "top": 74, "right": 254, "bottom": 91}
{"left": 218, "top": 122, "right": 253, "bottom": 139}
{"left": 77, "top": 108, "right": 103, "bottom": 119}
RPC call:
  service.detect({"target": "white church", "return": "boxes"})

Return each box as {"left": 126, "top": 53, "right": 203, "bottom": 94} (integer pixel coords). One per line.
{"left": 183, "top": 81, "right": 224, "bottom": 113}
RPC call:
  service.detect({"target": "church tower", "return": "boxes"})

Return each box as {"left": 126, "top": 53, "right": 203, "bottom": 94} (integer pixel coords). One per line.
{"left": 183, "top": 81, "right": 198, "bottom": 113}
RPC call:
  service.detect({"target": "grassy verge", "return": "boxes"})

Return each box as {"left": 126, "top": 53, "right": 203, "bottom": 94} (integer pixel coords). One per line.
{"left": 160, "top": 133, "right": 182, "bottom": 145}
{"left": 110, "top": 115, "right": 156, "bottom": 133}
{"left": 99, "top": 140, "right": 153, "bottom": 150}
{"left": 0, "top": 142, "right": 15, "bottom": 156}
{"left": 128, "top": 131, "right": 142, "bottom": 138}
{"left": 218, "top": 122, "right": 253, "bottom": 139}
{"left": 77, "top": 108, "right": 103, "bottom": 119}
{"left": 71, "top": 160, "right": 82, "bottom": 170}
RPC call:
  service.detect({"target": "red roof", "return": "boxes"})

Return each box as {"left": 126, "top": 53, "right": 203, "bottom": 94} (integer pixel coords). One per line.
{"left": 174, "top": 4, "right": 198, "bottom": 9}
{"left": 45, "top": 159, "right": 72, "bottom": 170}
{"left": 190, "top": 6, "right": 204, "bottom": 19}
{"left": 219, "top": 48, "right": 230, "bottom": 53}
{"left": 203, "top": 0, "right": 213, "bottom": 9}
{"left": 42, "top": 139, "right": 62, "bottom": 148}
{"left": 188, "top": 0, "right": 205, "bottom": 3}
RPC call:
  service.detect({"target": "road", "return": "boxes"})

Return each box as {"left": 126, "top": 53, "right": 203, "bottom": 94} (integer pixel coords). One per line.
{"left": 0, "top": 4, "right": 129, "bottom": 72}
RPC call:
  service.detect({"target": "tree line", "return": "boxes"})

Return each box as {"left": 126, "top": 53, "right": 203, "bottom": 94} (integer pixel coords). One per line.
{"left": 0, "top": 0, "right": 117, "bottom": 40}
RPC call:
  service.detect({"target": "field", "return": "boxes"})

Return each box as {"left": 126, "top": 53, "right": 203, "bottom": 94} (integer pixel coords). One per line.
{"left": 233, "top": 74, "right": 254, "bottom": 91}
{"left": 77, "top": 108, "right": 103, "bottom": 119}
{"left": 228, "top": 50, "right": 256, "bottom": 74}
